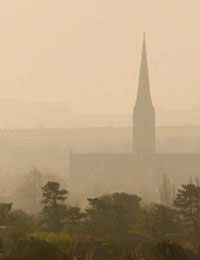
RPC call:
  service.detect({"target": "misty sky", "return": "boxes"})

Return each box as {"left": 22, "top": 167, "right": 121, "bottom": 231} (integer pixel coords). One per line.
{"left": 0, "top": 0, "right": 200, "bottom": 114}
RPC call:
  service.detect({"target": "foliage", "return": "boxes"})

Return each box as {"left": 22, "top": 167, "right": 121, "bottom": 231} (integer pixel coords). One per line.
{"left": 64, "top": 206, "right": 86, "bottom": 236}
{"left": 6, "top": 238, "right": 66, "bottom": 260}
{"left": 8, "top": 209, "right": 35, "bottom": 232}
{"left": 0, "top": 203, "right": 12, "bottom": 226}
{"left": 174, "top": 184, "right": 200, "bottom": 247}
{"left": 85, "top": 192, "right": 142, "bottom": 242}
{"left": 0, "top": 180, "right": 199, "bottom": 259}
{"left": 41, "top": 182, "right": 68, "bottom": 232}
{"left": 41, "top": 182, "right": 68, "bottom": 207}
{"left": 31, "top": 231, "right": 70, "bottom": 244}
{"left": 143, "top": 204, "right": 180, "bottom": 242}
{"left": 154, "top": 241, "right": 191, "bottom": 260}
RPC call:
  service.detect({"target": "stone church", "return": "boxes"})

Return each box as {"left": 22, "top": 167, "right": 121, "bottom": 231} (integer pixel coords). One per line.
{"left": 69, "top": 36, "right": 200, "bottom": 200}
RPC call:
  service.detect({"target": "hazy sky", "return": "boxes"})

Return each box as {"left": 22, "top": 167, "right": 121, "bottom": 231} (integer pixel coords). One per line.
{"left": 0, "top": 0, "right": 200, "bottom": 113}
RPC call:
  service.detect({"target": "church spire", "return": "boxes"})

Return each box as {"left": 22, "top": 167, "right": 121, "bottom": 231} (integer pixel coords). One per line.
{"left": 135, "top": 33, "right": 153, "bottom": 107}
{"left": 133, "top": 34, "right": 156, "bottom": 155}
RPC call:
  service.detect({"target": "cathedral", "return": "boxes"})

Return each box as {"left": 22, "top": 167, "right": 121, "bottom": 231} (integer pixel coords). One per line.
{"left": 69, "top": 36, "right": 200, "bottom": 200}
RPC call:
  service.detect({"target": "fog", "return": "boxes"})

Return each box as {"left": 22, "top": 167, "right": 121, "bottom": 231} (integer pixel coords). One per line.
{"left": 0, "top": 1, "right": 200, "bottom": 114}
{"left": 0, "top": 1, "right": 200, "bottom": 213}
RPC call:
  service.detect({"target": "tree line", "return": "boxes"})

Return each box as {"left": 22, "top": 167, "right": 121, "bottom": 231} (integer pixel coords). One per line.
{"left": 0, "top": 180, "right": 200, "bottom": 259}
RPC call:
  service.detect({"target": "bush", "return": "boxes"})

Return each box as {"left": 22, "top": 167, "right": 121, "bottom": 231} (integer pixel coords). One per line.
{"left": 7, "top": 238, "right": 66, "bottom": 260}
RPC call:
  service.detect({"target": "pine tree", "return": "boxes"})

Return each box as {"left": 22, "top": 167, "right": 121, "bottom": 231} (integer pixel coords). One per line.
{"left": 41, "top": 182, "right": 68, "bottom": 232}
{"left": 174, "top": 184, "right": 200, "bottom": 248}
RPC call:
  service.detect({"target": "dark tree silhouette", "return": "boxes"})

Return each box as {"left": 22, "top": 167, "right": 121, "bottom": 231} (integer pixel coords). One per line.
{"left": 85, "top": 192, "right": 142, "bottom": 242}
{"left": 154, "top": 241, "right": 190, "bottom": 260}
{"left": 174, "top": 184, "right": 200, "bottom": 247}
{"left": 41, "top": 182, "right": 68, "bottom": 232}
{"left": 41, "top": 182, "right": 68, "bottom": 207}
{"left": 8, "top": 238, "right": 65, "bottom": 260}
{"left": 0, "top": 203, "right": 12, "bottom": 227}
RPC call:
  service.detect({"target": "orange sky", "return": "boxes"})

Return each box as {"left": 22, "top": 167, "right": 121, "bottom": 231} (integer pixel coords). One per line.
{"left": 0, "top": 0, "right": 200, "bottom": 113}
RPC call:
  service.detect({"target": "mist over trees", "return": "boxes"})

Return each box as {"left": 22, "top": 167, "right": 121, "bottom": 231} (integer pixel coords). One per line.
{"left": 0, "top": 177, "right": 199, "bottom": 259}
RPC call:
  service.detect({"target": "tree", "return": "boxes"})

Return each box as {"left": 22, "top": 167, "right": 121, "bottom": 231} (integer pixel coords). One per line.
{"left": 144, "top": 204, "right": 180, "bottom": 242}
{"left": 85, "top": 192, "right": 142, "bottom": 242}
{"left": 8, "top": 238, "right": 65, "bottom": 260}
{"left": 9, "top": 209, "right": 35, "bottom": 233}
{"left": 0, "top": 203, "right": 12, "bottom": 227}
{"left": 154, "top": 241, "right": 190, "bottom": 260}
{"left": 41, "top": 182, "right": 68, "bottom": 232}
{"left": 64, "top": 206, "right": 85, "bottom": 236}
{"left": 174, "top": 184, "right": 200, "bottom": 247}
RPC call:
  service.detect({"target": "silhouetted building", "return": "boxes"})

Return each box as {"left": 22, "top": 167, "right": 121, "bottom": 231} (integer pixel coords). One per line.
{"left": 133, "top": 34, "right": 156, "bottom": 155}
{"left": 69, "top": 35, "right": 200, "bottom": 201}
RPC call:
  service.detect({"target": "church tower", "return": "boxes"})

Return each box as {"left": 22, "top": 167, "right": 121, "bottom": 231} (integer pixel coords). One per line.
{"left": 133, "top": 34, "right": 156, "bottom": 155}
